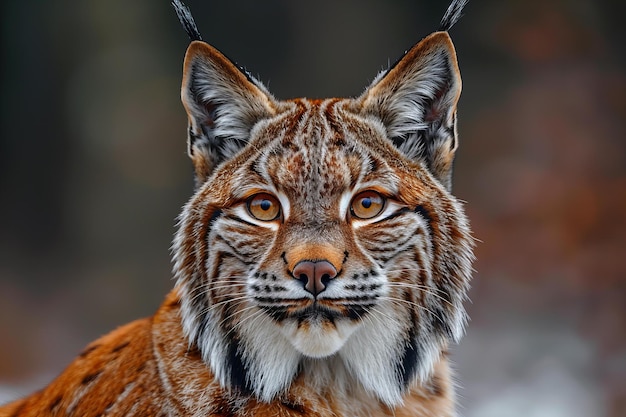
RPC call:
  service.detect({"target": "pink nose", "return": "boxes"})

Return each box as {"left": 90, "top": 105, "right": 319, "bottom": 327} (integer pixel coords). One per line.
{"left": 292, "top": 260, "right": 337, "bottom": 296}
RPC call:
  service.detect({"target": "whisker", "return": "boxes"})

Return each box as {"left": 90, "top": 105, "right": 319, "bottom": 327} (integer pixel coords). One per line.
{"left": 206, "top": 294, "right": 249, "bottom": 310}
{"left": 203, "top": 283, "right": 249, "bottom": 292}
{"left": 218, "top": 304, "right": 258, "bottom": 328}
{"left": 368, "top": 303, "right": 399, "bottom": 325}
{"left": 381, "top": 296, "right": 439, "bottom": 321}
{"left": 221, "top": 307, "right": 273, "bottom": 341}
{"left": 187, "top": 280, "right": 249, "bottom": 304}
{"left": 228, "top": 308, "right": 269, "bottom": 338}
{"left": 195, "top": 279, "right": 249, "bottom": 290}
{"left": 384, "top": 283, "right": 454, "bottom": 307}
{"left": 384, "top": 280, "right": 445, "bottom": 292}
{"left": 191, "top": 294, "right": 249, "bottom": 321}
{"left": 191, "top": 299, "right": 249, "bottom": 328}
{"left": 383, "top": 267, "right": 467, "bottom": 295}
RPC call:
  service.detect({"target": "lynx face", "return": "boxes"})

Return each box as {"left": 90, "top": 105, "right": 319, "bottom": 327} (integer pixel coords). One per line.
{"left": 173, "top": 29, "right": 473, "bottom": 406}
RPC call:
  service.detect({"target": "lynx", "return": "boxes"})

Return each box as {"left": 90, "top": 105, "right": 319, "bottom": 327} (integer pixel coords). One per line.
{"left": 0, "top": 0, "right": 474, "bottom": 415}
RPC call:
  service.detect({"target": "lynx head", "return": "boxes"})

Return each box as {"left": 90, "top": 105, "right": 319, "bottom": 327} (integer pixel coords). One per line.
{"left": 171, "top": 0, "right": 473, "bottom": 407}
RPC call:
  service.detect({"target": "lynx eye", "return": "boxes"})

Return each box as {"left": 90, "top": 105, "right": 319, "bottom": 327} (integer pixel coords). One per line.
{"left": 351, "top": 191, "right": 385, "bottom": 220}
{"left": 247, "top": 193, "right": 281, "bottom": 221}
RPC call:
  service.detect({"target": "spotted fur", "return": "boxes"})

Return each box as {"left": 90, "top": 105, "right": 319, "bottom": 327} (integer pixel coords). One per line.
{"left": 1, "top": 1, "right": 473, "bottom": 416}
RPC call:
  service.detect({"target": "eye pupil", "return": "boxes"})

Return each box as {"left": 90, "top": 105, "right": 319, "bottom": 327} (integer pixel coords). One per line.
{"left": 260, "top": 200, "right": 271, "bottom": 211}
{"left": 361, "top": 198, "right": 372, "bottom": 209}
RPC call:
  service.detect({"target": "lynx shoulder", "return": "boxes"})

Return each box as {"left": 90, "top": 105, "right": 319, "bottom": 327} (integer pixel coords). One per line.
{"left": 1, "top": 1, "right": 474, "bottom": 416}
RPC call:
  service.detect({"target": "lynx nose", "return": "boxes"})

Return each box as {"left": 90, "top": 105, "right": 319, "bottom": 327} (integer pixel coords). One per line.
{"left": 292, "top": 260, "right": 337, "bottom": 297}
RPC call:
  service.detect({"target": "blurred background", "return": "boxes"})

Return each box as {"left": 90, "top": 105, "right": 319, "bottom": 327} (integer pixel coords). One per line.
{"left": 1, "top": 0, "right": 624, "bottom": 415}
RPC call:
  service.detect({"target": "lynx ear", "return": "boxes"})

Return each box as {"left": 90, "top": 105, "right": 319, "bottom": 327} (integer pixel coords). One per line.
{"left": 360, "top": 32, "right": 461, "bottom": 190}
{"left": 181, "top": 41, "right": 276, "bottom": 184}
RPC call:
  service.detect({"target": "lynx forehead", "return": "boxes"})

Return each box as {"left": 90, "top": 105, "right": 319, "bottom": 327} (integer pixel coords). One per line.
{"left": 0, "top": 1, "right": 473, "bottom": 416}
{"left": 213, "top": 98, "right": 400, "bottom": 218}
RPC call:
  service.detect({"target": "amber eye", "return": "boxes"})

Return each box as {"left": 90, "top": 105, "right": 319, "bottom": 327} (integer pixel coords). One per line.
{"left": 351, "top": 191, "right": 385, "bottom": 220}
{"left": 247, "top": 193, "right": 281, "bottom": 221}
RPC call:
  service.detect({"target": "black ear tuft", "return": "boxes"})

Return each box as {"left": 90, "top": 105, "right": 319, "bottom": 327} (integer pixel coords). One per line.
{"left": 172, "top": 0, "right": 202, "bottom": 41}
{"left": 439, "top": 0, "right": 469, "bottom": 32}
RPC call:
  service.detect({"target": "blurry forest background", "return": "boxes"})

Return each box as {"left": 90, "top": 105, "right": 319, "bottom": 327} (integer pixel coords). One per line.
{"left": 1, "top": 0, "right": 624, "bottom": 416}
